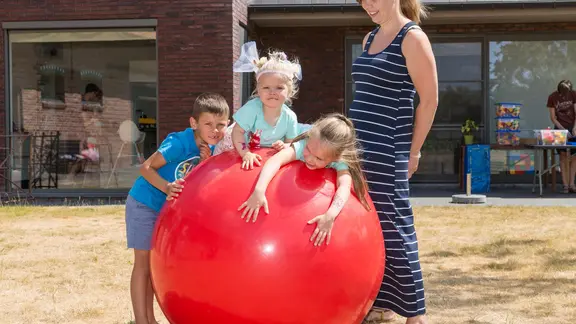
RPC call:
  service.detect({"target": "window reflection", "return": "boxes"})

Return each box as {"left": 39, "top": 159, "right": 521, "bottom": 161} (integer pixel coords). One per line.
{"left": 10, "top": 29, "right": 157, "bottom": 190}
{"left": 489, "top": 40, "right": 576, "bottom": 142}
{"left": 418, "top": 129, "right": 463, "bottom": 176}
{"left": 432, "top": 42, "right": 482, "bottom": 82}
{"left": 436, "top": 82, "right": 483, "bottom": 125}
{"left": 414, "top": 42, "right": 483, "bottom": 180}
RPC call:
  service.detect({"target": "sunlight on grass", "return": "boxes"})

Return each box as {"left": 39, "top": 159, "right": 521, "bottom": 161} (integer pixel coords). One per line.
{"left": 0, "top": 205, "right": 575, "bottom": 324}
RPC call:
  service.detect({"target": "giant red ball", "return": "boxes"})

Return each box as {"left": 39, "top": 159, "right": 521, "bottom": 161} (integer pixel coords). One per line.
{"left": 150, "top": 148, "right": 384, "bottom": 324}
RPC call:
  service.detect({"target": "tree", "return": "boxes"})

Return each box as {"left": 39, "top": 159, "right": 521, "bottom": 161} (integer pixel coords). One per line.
{"left": 490, "top": 40, "right": 576, "bottom": 131}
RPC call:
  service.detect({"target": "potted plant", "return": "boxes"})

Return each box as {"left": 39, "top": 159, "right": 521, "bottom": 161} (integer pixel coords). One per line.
{"left": 461, "top": 119, "right": 479, "bottom": 145}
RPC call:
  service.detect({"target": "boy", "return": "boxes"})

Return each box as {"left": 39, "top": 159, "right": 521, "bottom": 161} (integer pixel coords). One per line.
{"left": 125, "top": 92, "right": 230, "bottom": 324}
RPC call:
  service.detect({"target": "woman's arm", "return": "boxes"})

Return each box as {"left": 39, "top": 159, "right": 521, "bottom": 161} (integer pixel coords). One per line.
{"left": 403, "top": 29, "right": 438, "bottom": 158}
{"left": 325, "top": 170, "right": 352, "bottom": 219}
{"left": 549, "top": 108, "right": 564, "bottom": 130}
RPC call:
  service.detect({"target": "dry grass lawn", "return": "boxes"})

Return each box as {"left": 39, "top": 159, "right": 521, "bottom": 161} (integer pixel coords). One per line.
{"left": 0, "top": 205, "right": 575, "bottom": 324}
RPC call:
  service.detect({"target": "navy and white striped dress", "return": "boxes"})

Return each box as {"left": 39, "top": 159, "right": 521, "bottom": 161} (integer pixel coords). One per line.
{"left": 348, "top": 22, "right": 426, "bottom": 317}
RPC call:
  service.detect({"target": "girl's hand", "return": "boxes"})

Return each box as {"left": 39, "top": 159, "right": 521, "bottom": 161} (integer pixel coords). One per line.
{"left": 238, "top": 190, "right": 269, "bottom": 223}
{"left": 242, "top": 151, "right": 262, "bottom": 170}
{"left": 307, "top": 213, "right": 336, "bottom": 246}
{"left": 199, "top": 143, "right": 212, "bottom": 162}
{"left": 165, "top": 179, "right": 185, "bottom": 200}
{"left": 271, "top": 140, "right": 285, "bottom": 151}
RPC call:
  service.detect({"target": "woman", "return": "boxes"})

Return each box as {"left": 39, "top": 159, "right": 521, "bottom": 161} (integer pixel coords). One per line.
{"left": 547, "top": 80, "right": 576, "bottom": 193}
{"left": 348, "top": 0, "right": 438, "bottom": 323}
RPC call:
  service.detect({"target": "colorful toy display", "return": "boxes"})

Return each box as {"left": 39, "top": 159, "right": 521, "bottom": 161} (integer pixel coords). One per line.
{"left": 495, "top": 102, "right": 523, "bottom": 146}
{"left": 535, "top": 129, "right": 568, "bottom": 146}
{"left": 149, "top": 148, "right": 385, "bottom": 324}
{"left": 497, "top": 131, "right": 520, "bottom": 146}
{"left": 495, "top": 102, "right": 522, "bottom": 118}
{"left": 496, "top": 118, "right": 520, "bottom": 131}
{"left": 507, "top": 151, "right": 535, "bottom": 174}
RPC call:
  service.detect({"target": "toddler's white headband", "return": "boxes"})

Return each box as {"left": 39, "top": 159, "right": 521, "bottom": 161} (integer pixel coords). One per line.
{"left": 233, "top": 41, "right": 302, "bottom": 81}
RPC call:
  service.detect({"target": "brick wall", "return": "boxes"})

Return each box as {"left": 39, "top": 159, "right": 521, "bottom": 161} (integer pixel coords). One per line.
{"left": 0, "top": 0, "right": 245, "bottom": 191}
{"left": 251, "top": 22, "right": 576, "bottom": 123}
{"left": 250, "top": 26, "right": 355, "bottom": 124}
{"left": 233, "top": 0, "right": 249, "bottom": 111}
{"left": 0, "top": 0, "right": 240, "bottom": 140}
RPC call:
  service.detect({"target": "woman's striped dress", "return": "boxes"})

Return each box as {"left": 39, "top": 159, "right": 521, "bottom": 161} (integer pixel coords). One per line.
{"left": 348, "top": 22, "right": 426, "bottom": 317}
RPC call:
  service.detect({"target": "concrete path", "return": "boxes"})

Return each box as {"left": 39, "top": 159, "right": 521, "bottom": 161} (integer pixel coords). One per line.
{"left": 410, "top": 184, "right": 576, "bottom": 207}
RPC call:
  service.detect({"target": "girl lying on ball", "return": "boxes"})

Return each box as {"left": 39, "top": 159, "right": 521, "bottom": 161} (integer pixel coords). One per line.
{"left": 237, "top": 113, "right": 371, "bottom": 246}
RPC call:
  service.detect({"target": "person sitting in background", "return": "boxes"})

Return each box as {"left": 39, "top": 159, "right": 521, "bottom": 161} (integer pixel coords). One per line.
{"left": 547, "top": 79, "right": 576, "bottom": 193}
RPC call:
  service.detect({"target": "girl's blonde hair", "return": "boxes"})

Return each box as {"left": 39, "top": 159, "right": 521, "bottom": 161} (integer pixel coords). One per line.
{"left": 292, "top": 113, "right": 371, "bottom": 210}
{"left": 251, "top": 50, "right": 301, "bottom": 105}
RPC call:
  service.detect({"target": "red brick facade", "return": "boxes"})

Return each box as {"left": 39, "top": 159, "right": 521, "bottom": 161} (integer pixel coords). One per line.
{"left": 1, "top": 0, "right": 575, "bottom": 193}
{"left": 0, "top": 0, "right": 248, "bottom": 140}
{"left": 0, "top": 0, "right": 250, "bottom": 192}
{"left": 251, "top": 22, "right": 576, "bottom": 124}
{"left": 233, "top": 0, "right": 249, "bottom": 111}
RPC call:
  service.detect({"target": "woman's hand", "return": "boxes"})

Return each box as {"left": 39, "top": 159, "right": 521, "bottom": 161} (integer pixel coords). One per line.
{"left": 307, "top": 213, "right": 336, "bottom": 246}
{"left": 165, "top": 179, "right": 185, "bottom": 201}
{"left": 241, "top": 151, "right": 262, "bottom": 170}
{"left": 408, "top": 153, "right": 421, "bottom": 179}
{"left": 238, "top": 190, "right": 269, "bottom": 223}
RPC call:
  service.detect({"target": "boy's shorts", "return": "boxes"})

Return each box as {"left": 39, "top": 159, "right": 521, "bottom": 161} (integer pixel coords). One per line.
{"left": 125, "top": 195, "right": 159, "bottom": 251}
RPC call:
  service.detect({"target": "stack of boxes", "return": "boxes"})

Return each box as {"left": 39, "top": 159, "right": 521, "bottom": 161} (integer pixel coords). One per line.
{"left": 495, "top": 102, "right": 522, "bottom": 146}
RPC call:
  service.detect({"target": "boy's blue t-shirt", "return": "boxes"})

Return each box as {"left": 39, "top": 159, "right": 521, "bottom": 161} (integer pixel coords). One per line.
{"left": 233, "top": 97, "right": 299, "bottom": 146}
{"left": 292, "top": 139, "right": 349, "bottom": 171}
{"left": 129, "top": 128, "right": 211, "bottom": 213}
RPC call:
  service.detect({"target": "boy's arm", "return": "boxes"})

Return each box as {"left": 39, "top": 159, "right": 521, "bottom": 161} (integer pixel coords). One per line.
{"left": 139, "top": 152, "right": 170, "bottom": 194}
{"left": 252, "top": 147, "right": 297, "bottom": 195}
{"left": 140, "top": 134, "right": 185, "bottom": 194}
{"left": 325, "top": 170, "right": 352, "bottom": 219}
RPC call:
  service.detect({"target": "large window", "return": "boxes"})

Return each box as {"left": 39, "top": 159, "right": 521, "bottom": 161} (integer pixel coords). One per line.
{"left": 9, "top": 28, "right": 157, "bottom": 190}
{"left": 417, "top": 41, "right": 484, "bottom": 180}
{"left": 489, "top": 39, "right": 576, "bottom": 139}
{"left": 345, "top": 38, "right": 363, "bottom": 111}
{"left": 344, "top": 39, "right": 483, "bottom": 181}
{"left": 238, "top": 23, "right": 252, "bottom": 106}
{"left": 432, "top": 42, "right": 483, "bottom": 126}
{"left": 488, "top": 38, "right": 576, "bottom": 178}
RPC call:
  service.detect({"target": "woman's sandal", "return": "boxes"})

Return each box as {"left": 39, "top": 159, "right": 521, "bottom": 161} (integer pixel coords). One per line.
{"left": 363, "top": 308, "right": 396, "bottom": 323}
{"left": 563, "top": 185, "right": 570, "bottom": 193}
